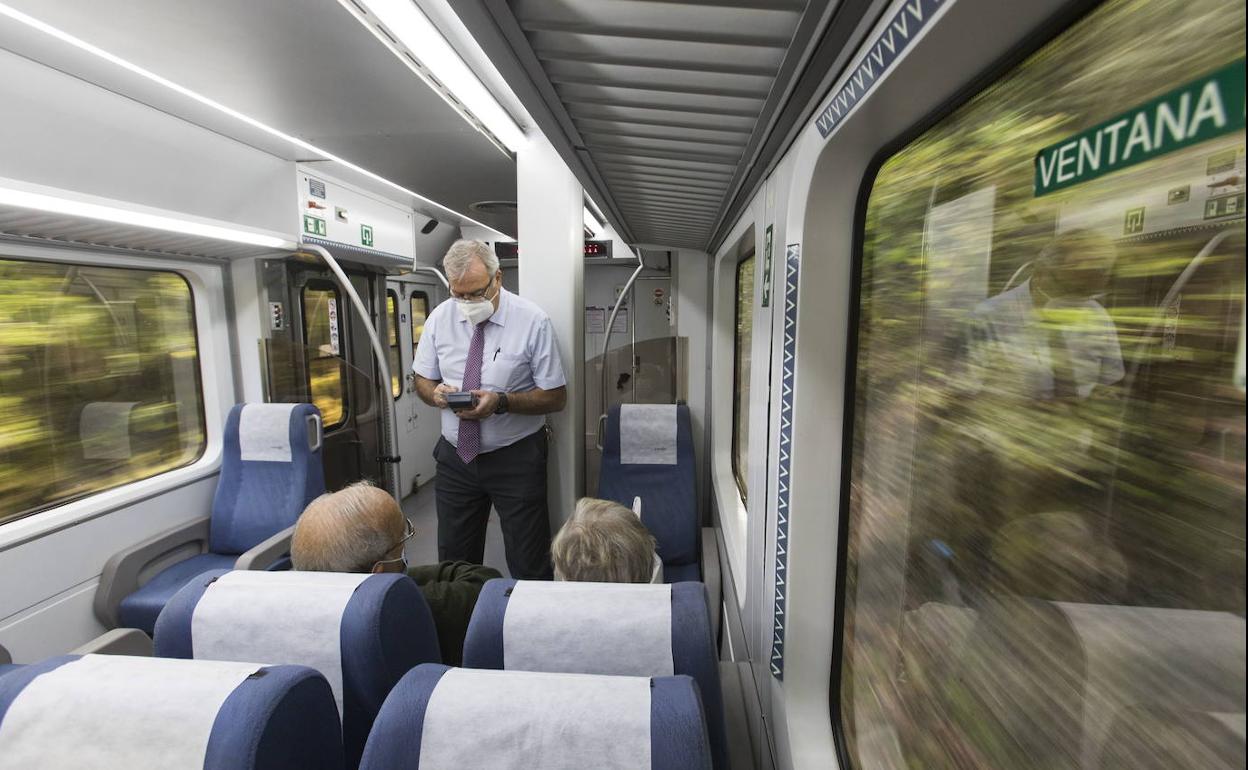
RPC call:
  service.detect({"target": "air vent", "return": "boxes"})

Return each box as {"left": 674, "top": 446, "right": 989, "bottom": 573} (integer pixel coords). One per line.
{"left": 469, "top": 201, "right": 518, "bottom": 214}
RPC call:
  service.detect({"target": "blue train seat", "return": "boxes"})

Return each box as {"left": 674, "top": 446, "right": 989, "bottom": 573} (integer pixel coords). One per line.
{"left": 463, "top": 577, "right": 728, "bottom": 769}
{"left": 598, "top": 404, "right": 700, "bottom": 582}
{"left": 154, "top": 569, "right": 440, "bottom": 770}
{"left": 359, "top": 664, "right": 712, "bottom": 770}
{"left": 0, "top": 654, "right": 342, "bottom": 769}
{"left": 94, "top": 403, "right": 326, "bottom": 635}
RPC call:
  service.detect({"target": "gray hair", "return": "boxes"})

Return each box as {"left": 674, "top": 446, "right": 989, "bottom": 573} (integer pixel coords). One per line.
{"left": 291, "top": 481, "right": 401, "bottom": 573}
{"left": 442, "top": 239, "right": 499, "bottom": 281}
{"left": 552, "top": 497, "right": 657, "bottom": 583}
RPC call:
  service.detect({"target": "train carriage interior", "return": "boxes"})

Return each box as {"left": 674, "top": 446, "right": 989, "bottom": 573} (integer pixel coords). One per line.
{"left": 0, "top": 0, "right": 1243, "bottom": 768}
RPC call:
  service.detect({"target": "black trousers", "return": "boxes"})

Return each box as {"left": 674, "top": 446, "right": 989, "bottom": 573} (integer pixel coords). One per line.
{"left": 433, "top": 429, "right": 554, "bottom": 580}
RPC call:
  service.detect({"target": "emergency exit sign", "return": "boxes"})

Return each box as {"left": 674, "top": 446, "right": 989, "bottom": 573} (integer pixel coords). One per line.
{"left": 361, "top": 224, "right": 374, "bottom": 248}
{"left": 1034, "top": 58, "right": 1245, "bottom": 196}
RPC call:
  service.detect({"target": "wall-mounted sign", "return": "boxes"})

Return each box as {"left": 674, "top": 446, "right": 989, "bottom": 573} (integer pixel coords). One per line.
{"left": 361, "top": 224, "right": 374, "bottom": 248}
{"left": 269, "top": 302, "right": 285, "bottom": 331}
{"left": 1034, "top": 59, "right": 1245, "bottom": 197}
{"left": 762, "top": 224, "right": 774, "bottom": 308}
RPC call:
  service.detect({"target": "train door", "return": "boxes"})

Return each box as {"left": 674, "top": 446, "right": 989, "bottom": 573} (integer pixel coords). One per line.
{"left": 262, "top": 259, "right": 382, "bottom": 491}
{"left": 388, "top": 278, "right": 442, "bottom": 495}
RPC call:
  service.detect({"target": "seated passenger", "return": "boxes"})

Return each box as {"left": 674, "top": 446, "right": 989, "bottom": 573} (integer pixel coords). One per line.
{"left": 291, "top": 482, "right": 500, "bottom": 665}
{"left": 551, "top": 497, "right": 662, "bottom": 583}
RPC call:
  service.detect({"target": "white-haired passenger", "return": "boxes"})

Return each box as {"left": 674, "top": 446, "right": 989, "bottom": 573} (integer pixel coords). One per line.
{"left": 551, "top": 497, "right": 662, "bottom": 583}
{"left": 291, "top": 481, "right": 500, "bottom": 665}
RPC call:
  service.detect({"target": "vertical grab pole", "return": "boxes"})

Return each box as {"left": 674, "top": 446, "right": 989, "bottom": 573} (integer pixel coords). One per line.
{"left": 597, "top": 255, "right": 646, "bottom": 450}
{"left": 299, "top": 242, "right": 402, "bottom": 503}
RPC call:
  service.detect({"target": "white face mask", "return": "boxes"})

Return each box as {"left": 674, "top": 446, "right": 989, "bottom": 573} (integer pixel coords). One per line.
{"left": 455, "top": 283, "right": 498, "bottom": 325}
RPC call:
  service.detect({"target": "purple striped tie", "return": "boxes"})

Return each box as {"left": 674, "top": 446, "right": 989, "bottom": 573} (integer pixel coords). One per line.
{"left": 457, "top": 322, "right": 487, "bottom": 463}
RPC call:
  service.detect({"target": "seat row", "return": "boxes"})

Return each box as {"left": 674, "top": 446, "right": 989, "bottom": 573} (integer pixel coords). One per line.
{"left": 0, "top": 572, "right": 727, "bottom": 770}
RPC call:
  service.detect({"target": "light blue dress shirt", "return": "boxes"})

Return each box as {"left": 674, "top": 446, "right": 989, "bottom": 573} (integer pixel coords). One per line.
{"left": 413, "top": 287, "right": 566, "bottom": 453}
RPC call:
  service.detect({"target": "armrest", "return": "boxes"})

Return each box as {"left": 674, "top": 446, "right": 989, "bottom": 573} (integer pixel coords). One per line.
{"left": 94, "top": 516, "right": 211, "bottom": 629}
{"left": 702, "top": 526, "right": 722, "bottom": 647}
{"left": 234, "top": 524, "right": 296, "bottom": 571}
{"left": 70, "top": 628, "right": 153, "bottom": 657}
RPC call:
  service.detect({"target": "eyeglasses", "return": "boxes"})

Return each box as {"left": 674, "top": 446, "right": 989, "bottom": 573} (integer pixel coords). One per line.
{"left": 450, "top": 274, "right": 497, "bottom": 302}
{"left": 372, "top": 517, "right": 415, "bottom": 573}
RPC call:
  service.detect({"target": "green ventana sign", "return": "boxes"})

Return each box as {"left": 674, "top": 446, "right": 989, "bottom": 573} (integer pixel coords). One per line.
{"left": 1034, "top": 58, "right": 1245, "bottom": 197}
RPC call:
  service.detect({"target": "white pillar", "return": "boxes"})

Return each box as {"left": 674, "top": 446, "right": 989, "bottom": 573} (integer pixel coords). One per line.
{"left": 516, "top": 134, "right": 584, "bottom": 530}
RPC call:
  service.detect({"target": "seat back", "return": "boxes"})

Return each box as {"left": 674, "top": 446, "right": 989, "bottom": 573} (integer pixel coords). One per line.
{"left": 155, "top": 569, "right": 439, "bottom": 770}
{"left": 0, "top": 654, "right": 342, "bottom": 770}
{"left": 463, "top": 578, "right": 727, "bottom": 770}
{"left": 598, "top": 404, "right": 698, "bottom": 577}
{"left": 211, "top": 403, "right": 325, "bottom": 555}
{"left": 360, "top": 664, "right": 711, "bottom": 770}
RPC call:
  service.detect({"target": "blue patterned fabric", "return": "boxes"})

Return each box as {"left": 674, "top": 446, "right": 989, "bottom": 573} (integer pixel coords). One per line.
{"left": 118, "top": 552, "right": 237, "bottom": 635}
{"left": 116, "top": 404, "right": 324, "bottom": 636}
{"left": 154, "top": 571, "right": 438, "bottom": 770}
{"left": 360, "top": 665, "right": 710, "bottom": 769}
{"left": 462, "top": 578, "right": 727, "bottom": 769}
{"left": 204, "top": 664, "right": 344, "bottom": 770}
{"left": 0, "top": 656, "right": 342, "bottom": 770}
{"left": 358, "top": 664, "right": 450, "bottom": 770}
{"left": 598, "top": 404, "right": 699, "bottom": 580}
{"left": 210, "top": 403, "right": 325, "bottom": 554}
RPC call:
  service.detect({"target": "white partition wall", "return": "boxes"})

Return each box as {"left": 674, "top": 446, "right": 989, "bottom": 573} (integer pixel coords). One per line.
{"left": 516, "top": 134, "right": 585, "bottom": 528}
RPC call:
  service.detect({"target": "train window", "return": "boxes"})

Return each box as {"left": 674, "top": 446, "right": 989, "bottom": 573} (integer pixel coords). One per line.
{"left": 0, "top": 257, "right": 206, "bottom": 525}
{"left": 410, "top": 292, "right": 429, "bottom": 350}
{"left": 301, "top": 283, "right": 347, "bottom": 427}
{"left": 732, "top": 254, "right": 755, "bottom": 504}
{"left": 840, "top": 1, "right": 1245, "bottom": 768}
{"left": 386, "top": 290, "right": 401, "bottom": 399}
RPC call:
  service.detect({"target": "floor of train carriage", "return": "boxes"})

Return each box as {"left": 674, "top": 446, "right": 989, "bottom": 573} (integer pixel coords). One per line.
{"left": 401, "top": 481, "right": 512, "bottom": 579}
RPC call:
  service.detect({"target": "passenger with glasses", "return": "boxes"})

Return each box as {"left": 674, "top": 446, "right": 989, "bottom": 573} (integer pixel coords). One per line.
{"left": 290, "top": 481, "right": 501, "bottom": 665}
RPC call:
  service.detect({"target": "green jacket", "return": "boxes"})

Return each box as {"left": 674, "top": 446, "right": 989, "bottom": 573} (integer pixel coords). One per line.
{"left": 406, "top": 561, "right": 502, "bottom": 666}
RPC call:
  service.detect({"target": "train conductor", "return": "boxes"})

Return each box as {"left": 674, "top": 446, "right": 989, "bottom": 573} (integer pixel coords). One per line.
{"left": 413, "top": 239, "right": 566, "bottom": 579}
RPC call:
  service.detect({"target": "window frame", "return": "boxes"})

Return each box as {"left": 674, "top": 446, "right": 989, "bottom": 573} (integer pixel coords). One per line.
{"left": 829, "top": 0, "right": 1129, "bottom": 765}
{"left": 386, "top": 288, "right": 401, "bottom": 400}
{"left": 409, "top": 290, "right": 430, "bottom": 352}
{"left": 299, "top": 278, "right": 350, "bottom": 430}
{"left": 0, "top": 254, "right": 209, "bottom": 528}
{"left": 731, "top": 251, "right": 757, "bottom": 505}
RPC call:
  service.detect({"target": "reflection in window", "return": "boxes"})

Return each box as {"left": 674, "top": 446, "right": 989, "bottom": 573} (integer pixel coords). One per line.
{"left": 302, "top": 284, "right": 346, "bottom": 427}
{"left": 386, "top": 291, "right": 401, "bottom": 399}
{"left": 841, "top": 1, "right": 1245, "bottom": 769}
{"left": 732, "top": 255, "right": 755, "bottom": 504}
{"left": 410, "top": 292, "right": 429, "bottom": 352}
{"left": 0, "top": 257, "right": 206, "bottom": 524}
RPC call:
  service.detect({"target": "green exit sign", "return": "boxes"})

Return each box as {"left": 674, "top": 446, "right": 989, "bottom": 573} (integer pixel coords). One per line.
{"left": 361, "top": 224, "right": 374, "bottom": 248}
{"left": 302, "top": 215, "right": 326, "bottom": 237}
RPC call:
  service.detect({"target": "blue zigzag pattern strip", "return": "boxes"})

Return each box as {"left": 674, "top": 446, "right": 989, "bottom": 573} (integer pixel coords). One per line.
{"left": 771, "top": 244, "right": 800, "bottom": 680}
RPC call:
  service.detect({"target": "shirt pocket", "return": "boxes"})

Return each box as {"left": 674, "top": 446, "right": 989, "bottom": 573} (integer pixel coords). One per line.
{"left": 483, "top": 353, "right": 532, "bottom": 392}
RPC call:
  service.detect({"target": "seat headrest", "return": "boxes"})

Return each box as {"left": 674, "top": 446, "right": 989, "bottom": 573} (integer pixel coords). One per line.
{"left": 232, "top": 403, "right": 322, "bottom": 463}
{"left": 360, "top": 665, "right": 712, "bottom": 770}
{"left": 619, "top": 404, "right": 679, "bottom": 465}
{"left": 0, "top": 654, "right": 342, "bottom": 770}
{"left": 79, "top": 401, "right": 139, "bottom": 460}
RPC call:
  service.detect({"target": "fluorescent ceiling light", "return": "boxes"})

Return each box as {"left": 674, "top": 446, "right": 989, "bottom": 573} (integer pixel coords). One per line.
{"left": 0, "top": 184, "right": 294, "bottom": 249}
{"left": 340, "top": 0, "right": 525, "bottom": 153}
{"left": 0, "top": 2, "right": 508, "bottom": 238}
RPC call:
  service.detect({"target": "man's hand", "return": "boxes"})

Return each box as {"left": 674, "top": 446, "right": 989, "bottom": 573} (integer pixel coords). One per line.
{"left": 432, "top": 382, "right": 458, "bottom": 409}
{"left": 455, "top": 390, "right": 500, "bottom": 421}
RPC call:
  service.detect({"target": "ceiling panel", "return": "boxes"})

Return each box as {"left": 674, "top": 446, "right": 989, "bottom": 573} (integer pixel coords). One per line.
{"left": 0, "top": 0, "right": 519, "bottom": 233}
{"left": 467, "top": 0, "right": 824, "bottom": 249}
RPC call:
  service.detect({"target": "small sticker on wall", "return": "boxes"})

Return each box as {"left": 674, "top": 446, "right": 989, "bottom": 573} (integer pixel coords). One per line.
{"left": 328, "top": 299, "right": 341, "bottom": 356}
{"left": 269, "top": 302, "right": 285, "bottom": 331}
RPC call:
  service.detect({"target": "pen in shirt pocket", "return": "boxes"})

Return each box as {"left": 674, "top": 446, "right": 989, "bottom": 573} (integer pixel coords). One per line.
{"left": 493, "top": 347, "right": 500, "bottom": 361}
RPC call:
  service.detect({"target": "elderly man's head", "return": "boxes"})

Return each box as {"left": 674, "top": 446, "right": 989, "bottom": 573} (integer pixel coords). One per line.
{"left": 552, "top": 497, "right": 657, "bottom": 583}
{"left": 443, "top": 239, "right": 502, "bottom": 310}
{"left": 291, "top": 482, "right": 412, "bottom": 574}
